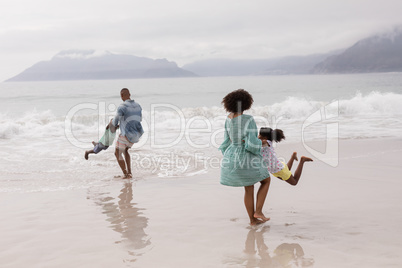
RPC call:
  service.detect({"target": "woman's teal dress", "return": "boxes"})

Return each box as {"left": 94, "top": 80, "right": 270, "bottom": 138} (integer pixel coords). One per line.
{"left": 219, "top": 114, "right": 270, "bottom": 187}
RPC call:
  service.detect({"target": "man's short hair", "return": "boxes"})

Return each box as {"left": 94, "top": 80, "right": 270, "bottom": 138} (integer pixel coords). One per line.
{"left": 121, "top": 88, "right": 130, "bottom": 93}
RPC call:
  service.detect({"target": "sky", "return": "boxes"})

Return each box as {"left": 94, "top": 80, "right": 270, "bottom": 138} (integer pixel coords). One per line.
{"left": 1, "top": 0, "right": 402, "bottom": 81}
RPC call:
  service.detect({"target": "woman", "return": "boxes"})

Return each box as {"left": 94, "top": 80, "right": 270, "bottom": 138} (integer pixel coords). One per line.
{"left": 219, "top": 89, "right": 271, "bottom": 225}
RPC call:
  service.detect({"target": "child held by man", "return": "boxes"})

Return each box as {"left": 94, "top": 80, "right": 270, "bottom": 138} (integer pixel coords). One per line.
{"left": 85, "top": 119, "right": 118, "bottom": 160}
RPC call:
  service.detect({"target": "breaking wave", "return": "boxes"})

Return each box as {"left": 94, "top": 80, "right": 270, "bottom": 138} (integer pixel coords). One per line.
{"left": 1, "top": 91, "right": 401, "bottom": 140}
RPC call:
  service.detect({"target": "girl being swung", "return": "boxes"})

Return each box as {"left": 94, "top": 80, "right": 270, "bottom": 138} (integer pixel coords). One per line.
{"left": 259, "top": 128, "right": 313, "bottom": 186}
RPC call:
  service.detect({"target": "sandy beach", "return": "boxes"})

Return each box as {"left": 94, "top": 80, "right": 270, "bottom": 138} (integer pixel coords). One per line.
{"left": 1, "top": 137, "right": 401, "bottom": 267}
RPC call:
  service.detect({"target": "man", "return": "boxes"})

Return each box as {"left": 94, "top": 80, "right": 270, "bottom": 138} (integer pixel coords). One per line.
{"left": 111, "top": 88, "right": 144, "bottom": 178}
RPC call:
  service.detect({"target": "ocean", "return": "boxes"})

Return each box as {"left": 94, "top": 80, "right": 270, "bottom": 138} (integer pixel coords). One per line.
{"left": 1, "top": 73, "right": 402, "bottom": 192}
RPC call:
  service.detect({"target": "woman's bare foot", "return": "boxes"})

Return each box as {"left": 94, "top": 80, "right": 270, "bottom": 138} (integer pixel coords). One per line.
{"left": 254, "top": 212, "right": 270, "bottom": 222}
{"left": 292, "top": 152, "right": 298, "bottom": 161}
{"left": 301, "top": 156, "right": 313, "bottom": 162}
{"left": 250, "top": 218, "right": 265, "bottom": 226}
{"left": 123, "top": 172, "right": 132, "bottom": 179}
{"left": 85, "top": 151, "right": 89, "bottom": 160}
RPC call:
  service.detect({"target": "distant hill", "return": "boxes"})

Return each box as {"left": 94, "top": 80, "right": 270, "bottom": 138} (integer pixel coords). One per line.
{"left": 313, "top": 27, "right": 402, "bottom": 73}
{"left": 8, "top": 27, "right": 402, "bottom": 81}
{"left": 6, "top": 50, "right": 196, "bottom": 82}
{"left": 185, "top": 27, "right": 402, "bottom": 76}
{"left": 182, "top": 51, "right": 342, "bottom": 76}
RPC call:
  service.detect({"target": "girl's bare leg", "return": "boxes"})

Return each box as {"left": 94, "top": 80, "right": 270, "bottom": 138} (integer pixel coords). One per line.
{"left": 285, "top": 156, "right": 313, "bottom": 186}
{"left": 244, "top": 185, "right": 262, "bottom": 225}
{"left": 287, "top": 152, "right": 298, "bottom": 170}
{"left": 254, "top": 177, "right": 271, "bottom": 222}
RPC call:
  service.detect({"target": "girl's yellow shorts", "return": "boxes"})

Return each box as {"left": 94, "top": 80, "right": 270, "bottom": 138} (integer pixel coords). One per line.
{"left": 272, "top": 162, "right": 292, "bottom": 181}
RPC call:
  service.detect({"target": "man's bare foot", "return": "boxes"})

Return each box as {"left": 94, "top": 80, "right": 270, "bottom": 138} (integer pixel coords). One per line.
{"left": 85, "top": 151, "right": 89, "bottom": 160}
{"left": 92, "top": 141, "right": 97, "bottom": 146}
{"left": 254, "top": 212, "right": 270, "bottom": 222}
{"left": 301, "top": 156, "right": 313, "bottom": 162}
{"left": 292, "top": 152, "right": 298, "bottom": 161}
{"left": 250, "top": 218, "right": 265, "bottom": 226}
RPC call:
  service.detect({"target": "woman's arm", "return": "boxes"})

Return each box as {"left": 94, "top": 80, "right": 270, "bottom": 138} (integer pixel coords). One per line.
{"left": 218, "top": 119, "right": 231, "bottom": 154}
{"left": 244, "top": 117, "right": 262, "bottom": 155}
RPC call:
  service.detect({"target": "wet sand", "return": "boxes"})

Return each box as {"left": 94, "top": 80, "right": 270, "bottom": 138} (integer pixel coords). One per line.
{"left": 1, "top": 138, "right": 402, "bottom": 267}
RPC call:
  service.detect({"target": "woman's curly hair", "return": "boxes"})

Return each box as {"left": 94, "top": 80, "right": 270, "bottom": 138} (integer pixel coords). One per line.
{"left": 221, "top": 89, "right": 254, "bottom": 113}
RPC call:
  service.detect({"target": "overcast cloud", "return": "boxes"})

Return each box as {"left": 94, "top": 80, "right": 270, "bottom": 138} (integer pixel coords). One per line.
{"left": 1, "top": 0, "right": 402, "bottom": 81}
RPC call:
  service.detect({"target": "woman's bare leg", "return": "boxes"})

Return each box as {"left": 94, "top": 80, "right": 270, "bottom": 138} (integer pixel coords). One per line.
{"left": 254, "top": 177, "right": 271, "bottom": 222}
{"left": 287, "top": 152, "right": 298, "bottom": 170}
{"left": 244, "top": 185, "right": 262, "bottom": 225}
{"left": 285, "top": 156, "right": 313, "bottom": 186}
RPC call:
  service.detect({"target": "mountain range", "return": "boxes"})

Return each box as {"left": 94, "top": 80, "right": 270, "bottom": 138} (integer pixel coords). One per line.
{"left": 184, "top": 27, "right": 402, "bottom": 76}
{"left": 6, "top": 27, "right": 402, "bottom": 81}
{"left": 6, "top": 50, "right": 196, "bottom": 82}
{"left": 182, "top": 51, "right": 342, "bottom": 76}
{"left": 313, "top": 28, "right": 402, "bottom": 73}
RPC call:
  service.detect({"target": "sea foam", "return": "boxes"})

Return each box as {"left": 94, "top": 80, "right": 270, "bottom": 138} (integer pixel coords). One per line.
{"left": 1, "top": 91, "right": 401, "bottom": 140}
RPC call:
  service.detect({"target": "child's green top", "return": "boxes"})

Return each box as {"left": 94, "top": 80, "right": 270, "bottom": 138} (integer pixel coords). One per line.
{"left": 99, "top": 128, "right": 116, "bottom": 146}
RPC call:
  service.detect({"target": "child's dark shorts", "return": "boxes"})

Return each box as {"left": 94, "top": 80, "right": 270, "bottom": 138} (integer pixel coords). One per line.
{"left": 93, "top": 143, "right": 109, "bottom": 154}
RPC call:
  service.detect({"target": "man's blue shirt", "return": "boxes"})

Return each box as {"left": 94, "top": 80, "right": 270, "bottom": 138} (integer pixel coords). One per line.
{"left": 112, "top": 99, "right": 144, "bottom": 143}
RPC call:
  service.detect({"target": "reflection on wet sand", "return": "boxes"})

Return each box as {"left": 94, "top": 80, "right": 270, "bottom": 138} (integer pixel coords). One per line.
{"left": 225, "top": 226, "right": 314, "bottom": 267}
{"left": 90, "top": 181, "right": 150, "bottom": 263}
{"left": 272, "top": 242, "right": 314, "bottom": 268}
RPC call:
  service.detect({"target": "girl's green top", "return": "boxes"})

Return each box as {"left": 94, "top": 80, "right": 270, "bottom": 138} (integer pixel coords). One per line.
{"left": 99, "top": 128, "right": 116, "bottom": 146}
{"left": 219, "top": 114, "right": 269, "bottom": 187}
